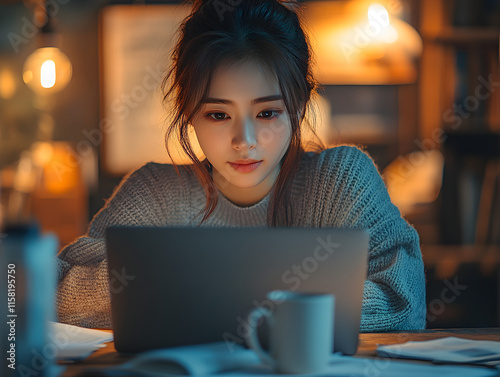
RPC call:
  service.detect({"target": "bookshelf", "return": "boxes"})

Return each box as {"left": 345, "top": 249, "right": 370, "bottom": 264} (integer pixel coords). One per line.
{"left": 418, "top": 0, "right": 500, "bottom": 244}
{"left": 419, "top": 0, "right": 500, "bottom": 140}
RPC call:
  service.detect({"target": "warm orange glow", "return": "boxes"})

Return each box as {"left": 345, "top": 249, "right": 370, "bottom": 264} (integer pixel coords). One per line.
{"left": 367, "top": 4, "right": 398, "bottom": 43}
{"left": 32, "top": 142, "right": 81, "bottom": 195}
{"left": 384, "top": 150, "right": 444, "bottom": 215}
{"left": 301, "top": 0, "right": 423, "bottom": 84}
{"left": 0, "top": 68, "right": 17, "bottom": 99}
{"left": 23, "top": 47, "right": 72, "bottom": 94}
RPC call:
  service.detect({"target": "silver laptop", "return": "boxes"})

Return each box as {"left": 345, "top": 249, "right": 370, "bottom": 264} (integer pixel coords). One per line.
{"left": 105, "top": 226, "right": 369, "bottom": 355}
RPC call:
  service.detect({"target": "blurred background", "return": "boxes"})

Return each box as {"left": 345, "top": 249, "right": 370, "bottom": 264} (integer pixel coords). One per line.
{"left": 0, "top": 0, "right": 499, "bottom": 328}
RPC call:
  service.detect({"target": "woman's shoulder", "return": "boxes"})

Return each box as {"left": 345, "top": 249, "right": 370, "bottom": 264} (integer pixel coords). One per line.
{"left": 302, "top": 144, "right": 379, "bottom": 174}
{"left": 122, "top": 161, "right": 197, "bottom": 191}
{"left": 294, "top": 145, "right": 393, "bottom": 228}
{"left": 129, "top": 161, "right": 192, "bottom": 179}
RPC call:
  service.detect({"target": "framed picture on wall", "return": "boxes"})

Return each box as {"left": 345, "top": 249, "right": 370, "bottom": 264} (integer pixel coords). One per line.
{"left": 99, "top": 5, "right": 204, "bottom": 175}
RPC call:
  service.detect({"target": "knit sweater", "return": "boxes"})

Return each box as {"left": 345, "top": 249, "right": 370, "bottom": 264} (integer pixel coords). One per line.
{"left": 56, "top": 145, "right": 427, "bottom": 331}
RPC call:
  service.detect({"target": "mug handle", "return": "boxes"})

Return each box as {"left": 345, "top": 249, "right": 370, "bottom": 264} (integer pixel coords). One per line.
{"left": 246, "top": 307, "right": 276, "bottom": 367}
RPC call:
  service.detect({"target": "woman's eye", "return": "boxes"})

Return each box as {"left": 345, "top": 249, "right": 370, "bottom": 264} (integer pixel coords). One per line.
{"left": 206, "top": 112, "right": 228, "bottom": 121}
{"left": 258, "top": 110, "right": 282, "bottom": 119}
{"left": 205, "top": 110, "right": 282, "bottom": 121}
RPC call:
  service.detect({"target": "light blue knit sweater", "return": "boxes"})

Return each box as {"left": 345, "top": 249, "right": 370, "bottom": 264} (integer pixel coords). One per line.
{"left": 56, "top": 145, "right": 427, "bottom": 331}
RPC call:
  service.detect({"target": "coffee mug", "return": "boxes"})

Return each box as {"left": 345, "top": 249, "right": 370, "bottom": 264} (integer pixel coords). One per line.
{"left": 246, "top": 290, "right": 334, "bottom": 374}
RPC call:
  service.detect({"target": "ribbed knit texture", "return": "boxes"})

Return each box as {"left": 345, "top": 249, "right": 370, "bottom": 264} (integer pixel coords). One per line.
{"left": 56, "top": 146, "right": 426, "bottom": 332}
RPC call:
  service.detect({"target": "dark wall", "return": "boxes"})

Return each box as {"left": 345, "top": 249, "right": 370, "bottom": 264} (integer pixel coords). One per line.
{"left": 0, "top": 1, "right": 195, "bottom": 220}
{"left": 1, "top": 1, "right": 131, "bottom": 219}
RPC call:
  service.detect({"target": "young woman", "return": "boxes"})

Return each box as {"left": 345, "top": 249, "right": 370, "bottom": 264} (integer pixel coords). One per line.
{"left": 56, "top": 0, "right": 426, "bottom": 332}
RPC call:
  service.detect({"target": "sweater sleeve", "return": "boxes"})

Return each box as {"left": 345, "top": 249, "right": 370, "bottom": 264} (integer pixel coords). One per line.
{"left": 325, "top": 146, "right": 427, "bottom": 332}
{"left": 56, "top": 162, "right": 173, "bottom": 328}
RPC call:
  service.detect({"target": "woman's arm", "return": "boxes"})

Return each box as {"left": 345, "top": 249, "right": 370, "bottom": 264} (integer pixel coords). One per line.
{"left": 359, "top": 216, "right": 426, "bottom": 332}
{"left": 324, "top": 146, "right": 427, "bottom": 332}
{"left": 56, "top": 163, "right": 172, "bottom": 328}
{"left": 353, "top": 149, "right": 426, "bottom": 332}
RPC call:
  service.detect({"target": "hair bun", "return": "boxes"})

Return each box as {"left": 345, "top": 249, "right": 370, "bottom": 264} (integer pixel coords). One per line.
{"left": 186, "top": 0, "right": 301, "bottom": 13}
{"left": 277, "top": 0, "right": 300, "bottom": 12}
{"left": 183, "top": 0, "right": 208, "bottom": 12}
{"left": 188, "top": 0, "right": 216, "bottom": 10}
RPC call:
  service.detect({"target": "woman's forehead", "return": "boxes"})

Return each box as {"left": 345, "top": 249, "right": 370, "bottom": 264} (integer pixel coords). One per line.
{"left": 208, "top": 59, "right": 280, "bottom": 98}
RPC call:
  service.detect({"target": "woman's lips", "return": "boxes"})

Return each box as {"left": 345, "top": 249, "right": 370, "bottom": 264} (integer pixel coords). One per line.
{"left": 228, "top": 161, "right": 262, "bottom": 173}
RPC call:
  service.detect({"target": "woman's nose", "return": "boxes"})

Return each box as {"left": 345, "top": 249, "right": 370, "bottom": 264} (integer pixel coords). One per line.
{"left": 232, "top": 117, "right": 256, "bottom": 151}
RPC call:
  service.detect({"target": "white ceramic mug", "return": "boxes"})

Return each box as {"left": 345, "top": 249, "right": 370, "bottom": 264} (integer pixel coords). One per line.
{"left": 246, "top": 290, "right": 334, "bottom": 374}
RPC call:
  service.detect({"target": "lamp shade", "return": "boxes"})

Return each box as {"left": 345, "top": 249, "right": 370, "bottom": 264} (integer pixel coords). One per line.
{"left": 23, "top": 47, "right": 72, "bottom": 94}
{"left": 302, "top": 0, "right": 423, "bottom": 84}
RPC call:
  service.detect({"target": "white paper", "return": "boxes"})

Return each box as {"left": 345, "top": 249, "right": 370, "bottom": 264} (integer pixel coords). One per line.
{"left": 48, "top": 321, "right": 113, "bottom": 361}
{"left": 377, "top": 337, "right": 500, "bottom": 364}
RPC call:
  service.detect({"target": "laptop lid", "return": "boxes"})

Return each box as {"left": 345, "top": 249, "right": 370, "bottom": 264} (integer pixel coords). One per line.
{"left": 105, "top": 226, "right": 369, "bottom": 355}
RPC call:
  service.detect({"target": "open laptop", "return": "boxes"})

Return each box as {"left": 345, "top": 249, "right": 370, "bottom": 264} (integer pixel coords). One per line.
{"left": 105, "top": 226, "right": 369, "bottom": 355}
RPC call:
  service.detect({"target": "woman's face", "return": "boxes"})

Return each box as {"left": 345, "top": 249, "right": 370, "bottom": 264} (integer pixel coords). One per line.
{"left": 191, "top": 59, "right": 292, "bottom": 206}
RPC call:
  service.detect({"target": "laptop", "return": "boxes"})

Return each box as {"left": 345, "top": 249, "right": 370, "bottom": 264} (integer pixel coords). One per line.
{"left": 105, "top": 226, "right": 369, "bottom": 355}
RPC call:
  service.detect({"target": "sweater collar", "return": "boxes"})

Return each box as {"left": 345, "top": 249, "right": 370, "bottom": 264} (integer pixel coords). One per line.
{"left": 217, "top": 188, "right": 271, "bottom": 211}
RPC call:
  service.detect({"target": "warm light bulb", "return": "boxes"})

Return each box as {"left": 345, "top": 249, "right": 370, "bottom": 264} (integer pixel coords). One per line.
{"left": 368, "top": 4, "right": 390, "bottom": 29}
{"left": 367, "top": 3, "right": 398, "bottom": 44}
{"left": 40, "top": 60, "right": 56, "bottom": 88}
{"left": 23, "top": 47, "right": 72, "bottom": 94}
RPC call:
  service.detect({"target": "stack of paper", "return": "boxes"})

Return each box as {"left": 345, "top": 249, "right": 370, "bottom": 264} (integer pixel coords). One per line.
{"left": 48, "top": 321, "right": 113, "bottom": 361}
{"left": 377, "top": 337, "right": 500, "bottom": 367}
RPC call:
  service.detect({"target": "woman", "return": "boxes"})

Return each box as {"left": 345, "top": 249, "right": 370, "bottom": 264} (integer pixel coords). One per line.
{"left": 56, "top": 0, "right": 426, "bottom": 332}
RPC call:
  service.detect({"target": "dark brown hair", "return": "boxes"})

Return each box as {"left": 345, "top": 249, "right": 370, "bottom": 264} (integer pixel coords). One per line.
{"left": 161, "top": 0, "right": 326, "bottom": 227}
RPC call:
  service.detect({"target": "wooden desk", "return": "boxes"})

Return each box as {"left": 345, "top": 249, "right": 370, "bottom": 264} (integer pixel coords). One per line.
{"left": 59, "top": 328, "right": 500, "bottom": 376}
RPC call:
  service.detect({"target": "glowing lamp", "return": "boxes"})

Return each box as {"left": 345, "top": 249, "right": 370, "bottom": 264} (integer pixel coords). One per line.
{"left": 23, "top": 47, "right": 72, "bottom": 95}
{"left": 303, "top": 0, "right": 423, "bottom": 84}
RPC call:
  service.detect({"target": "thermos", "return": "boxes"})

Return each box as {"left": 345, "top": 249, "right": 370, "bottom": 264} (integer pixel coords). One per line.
{"left": 0, "top": 223, "right": 58, "bottom": 377}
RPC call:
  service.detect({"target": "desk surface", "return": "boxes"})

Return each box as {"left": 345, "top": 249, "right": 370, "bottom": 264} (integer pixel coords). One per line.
{"left": 58, "top": 328, "right": 500, "bottom": 377}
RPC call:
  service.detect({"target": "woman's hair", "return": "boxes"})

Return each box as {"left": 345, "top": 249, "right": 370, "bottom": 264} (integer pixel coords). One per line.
{"left": 161, "top": 0, "right": 327, "bottom": 227}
